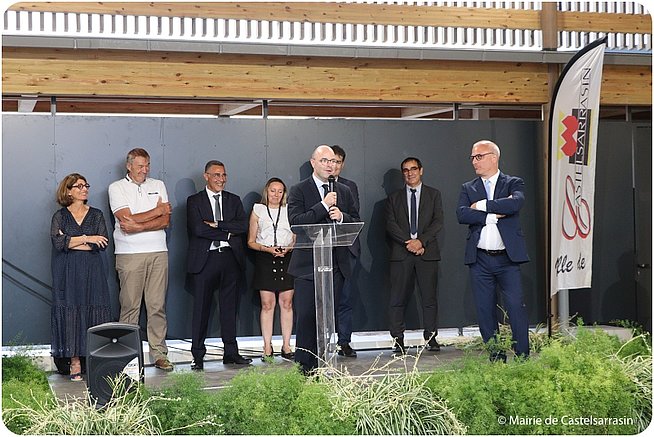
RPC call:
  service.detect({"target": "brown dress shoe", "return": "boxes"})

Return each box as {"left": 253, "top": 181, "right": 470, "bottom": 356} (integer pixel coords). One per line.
{"left": 154, "top": 357, "right": 174, "bottom": 371}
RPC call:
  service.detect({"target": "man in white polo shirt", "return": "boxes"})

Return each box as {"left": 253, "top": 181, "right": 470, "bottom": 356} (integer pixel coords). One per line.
{"left": 108, "top": 148, "right": 174, "bottom": 371}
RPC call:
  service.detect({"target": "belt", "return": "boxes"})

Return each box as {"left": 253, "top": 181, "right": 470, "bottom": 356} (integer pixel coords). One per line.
{"left": 478, "top": 248, "right": 506, "bottom": 256}
{"left": 211, "top": 246, "right": 232, "bottom": 253}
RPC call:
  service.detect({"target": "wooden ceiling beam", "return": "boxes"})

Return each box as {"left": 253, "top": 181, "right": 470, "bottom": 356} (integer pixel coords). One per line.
{"left": 1, "top": 47, "right": 550, "bottom": 104}
{"left": 9, "top": 2, "right": 650, "bottom": 33}
{"left": 4, "top": 47, "right": 650, "bottom": 106}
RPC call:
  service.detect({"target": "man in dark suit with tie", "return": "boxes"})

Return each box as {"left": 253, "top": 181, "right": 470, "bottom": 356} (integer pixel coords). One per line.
{"left": 186, "top": 160, "right": 252, "bottom": 369}
{"left": 288, "top": 145, "right": 360, "bottom": 373}
{"left": 386, "top": 157, "right": 443, "bottom": 355}
{"left": 456, "top": 140, "right": 530, "bottom": 362}
{"left": 330, "top": 145, "right": 360, "bottom": 358}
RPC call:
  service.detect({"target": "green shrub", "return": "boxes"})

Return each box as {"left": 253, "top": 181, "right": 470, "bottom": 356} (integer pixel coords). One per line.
{"left": 216, "top": 364, "right": 308, "bottom": 434}
{"left": 288, "top": 381, "right": 356, "bottom": 435}
{"left": 322, "top": 355, "right": 467, "bottom": 435}
{"left": 4, "top": 375, "right": 163, "bottom": 435}
{"left": 2, "top": 378, "right": 56, "bottom": 434}
{"left": 427, "top": 327, "right": 643, "bottom": 434}
{"left": 2, "top": 355, "right": 50, "bottom": 388}
{"left": 614, "top": 336, "right": 652, "bottom": 433}
{"left": 146, "top": 372, "right": 224, "bottom": 435}
{"left": 2, "top": 355, "right": 55, "bottom": 434}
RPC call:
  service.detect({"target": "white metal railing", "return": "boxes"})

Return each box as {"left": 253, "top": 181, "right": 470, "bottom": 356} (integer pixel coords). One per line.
{"left": 558, "top": 1, "right": 651, "bottom": 50}
{"left": 2, "top": 1, "right": 650, "bottom": 52}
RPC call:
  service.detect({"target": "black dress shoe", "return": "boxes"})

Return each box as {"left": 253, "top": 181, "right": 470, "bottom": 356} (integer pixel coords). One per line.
{"left": 190, "top": 359, "right": 204, "bottom": 371}
{"left": 490, "top": 351, "right": 507, "bottom": 363}
{"left": 392, "top": 338, "right": 407, "bottom": 355}
{"left": 337, "top": 343, "right": 357, "bottom": 358}
{"left": 426, "top": 338, "right": 441, "bottom": 352}
{"left": 223, "top": 354, "right": 253, "bottom": 365}
{"left": 280, "top": 348, "right": 295, "bottom": 361}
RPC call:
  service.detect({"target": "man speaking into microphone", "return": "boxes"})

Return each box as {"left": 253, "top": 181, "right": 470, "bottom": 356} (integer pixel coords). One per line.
{"left": 288, "top": 145, "right": 360, "bottom": 374}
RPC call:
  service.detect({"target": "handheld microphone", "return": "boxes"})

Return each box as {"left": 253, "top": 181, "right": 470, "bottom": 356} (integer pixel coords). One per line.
{"left": 327, "top": 175, "right": 337, "bottom": 225}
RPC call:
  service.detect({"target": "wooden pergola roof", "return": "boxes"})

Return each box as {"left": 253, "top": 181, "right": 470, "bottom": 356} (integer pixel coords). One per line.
{"left": 3, "top": 2, "right": 651, "bottom": 119}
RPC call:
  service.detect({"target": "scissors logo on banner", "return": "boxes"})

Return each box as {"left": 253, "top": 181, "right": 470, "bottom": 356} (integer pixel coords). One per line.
{"left": 562, "top": 175, "right": 591, "bottom": 240}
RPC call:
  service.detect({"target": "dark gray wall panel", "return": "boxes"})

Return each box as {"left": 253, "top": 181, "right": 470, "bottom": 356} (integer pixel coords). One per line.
{"left": 2, "top": 115, "right": 57, "bottom": 344}
{"left": 568, "top": 122, "right": 643, "bottom": 325}
{"left": 3, "top": 113, "right": 641, "bottom": 345}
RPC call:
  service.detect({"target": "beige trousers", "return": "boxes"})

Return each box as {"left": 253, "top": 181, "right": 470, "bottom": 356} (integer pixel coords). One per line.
{"left": 115, "top": 251, "right": 169, "bottom": 361}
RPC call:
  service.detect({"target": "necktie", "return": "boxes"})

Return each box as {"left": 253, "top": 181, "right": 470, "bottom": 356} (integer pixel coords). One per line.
{"left": 213, "top": 194, "right": 221, "bottom": 246}
{"left": 410, "top": 188, "right": 417, "bottom": 235}
{"left": 322, "top": 184, "right": 329, "bottom": 199}
{"left": 213, "top": 193, "right": 222, "bottom": 221}
{"left": 485, "top": 179, "right": 493, "bottom": 200}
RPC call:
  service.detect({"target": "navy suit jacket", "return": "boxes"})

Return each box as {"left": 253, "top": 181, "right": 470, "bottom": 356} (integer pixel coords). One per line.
{"left": 456, "top": 172, "right": 529, "bottom": 265}
{"left": 337, "top": 176, "right": 361, "bottom": 257}
{"left": 287, "top": 177, "right": 360, "bottom": 279}
{"left": 386, "top": 184, "right": 443, "bottom": 261}
{"left": 186, "top": 189, "right": 248, "bottom": 274}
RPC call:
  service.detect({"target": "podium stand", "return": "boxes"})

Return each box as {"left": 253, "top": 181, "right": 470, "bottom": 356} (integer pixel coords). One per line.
{"left": 291, "top": 222, "right": 364, "bottom": 367}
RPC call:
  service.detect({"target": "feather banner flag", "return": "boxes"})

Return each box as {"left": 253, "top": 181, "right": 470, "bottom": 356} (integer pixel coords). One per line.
{"left": 550, "top": 37, "right": 607, "bottom": 295}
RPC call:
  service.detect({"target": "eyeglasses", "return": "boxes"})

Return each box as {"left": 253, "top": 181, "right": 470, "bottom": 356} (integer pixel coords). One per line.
{"left": 469, "top": 152, "right": 495, "bottom": 162}
{"left": 70, "top": 183, "right": 90, "bottom": 190}
{"left": 402, "top": 166, "right": 420, "bottom": 174}
{"left": 318, "top": 158, "right": 339, "bottom": 165}
{"left": 206, "top": 172, "right": 227, "bottom": 179}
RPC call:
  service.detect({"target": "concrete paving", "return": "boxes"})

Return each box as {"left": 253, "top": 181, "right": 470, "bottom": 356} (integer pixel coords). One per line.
{"left": 47, "top": 328, "right": 478, "bottom": 401}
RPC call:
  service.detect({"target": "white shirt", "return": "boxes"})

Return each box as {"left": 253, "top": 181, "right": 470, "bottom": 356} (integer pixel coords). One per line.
{"left": 312, "top": 174, "right": 343, "bottom": 223}
{"left": 476, "top": 170, "right": 506, "bottom": 251}
{"left": 253, "top": 203, "right": 294, "bottom": 247}
{"left": 205, "top": 187, "right": 230, "bottom": 250}
{"left": 108, "top": 175, "right": 169, "bottom": 254}
{"left": 405, "top": 183, "right": 422, "bottom": 239}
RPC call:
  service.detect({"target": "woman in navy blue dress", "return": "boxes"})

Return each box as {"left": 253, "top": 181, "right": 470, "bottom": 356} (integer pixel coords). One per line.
{"left": 50, "top": 173, "right": 112, "bottom": 381}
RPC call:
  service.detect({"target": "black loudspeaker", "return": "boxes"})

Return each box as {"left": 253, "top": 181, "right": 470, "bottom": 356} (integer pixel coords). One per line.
{"left": 87, "top": 322, "right": 144, "bottom": 406}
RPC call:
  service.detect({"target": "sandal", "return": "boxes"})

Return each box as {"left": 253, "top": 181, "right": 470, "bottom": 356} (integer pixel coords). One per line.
{"left": 70, "top": 372, "right": 83, "bottom": 381}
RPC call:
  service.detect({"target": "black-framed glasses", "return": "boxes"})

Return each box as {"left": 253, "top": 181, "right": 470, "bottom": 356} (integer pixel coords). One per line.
{"left": 318, "top": 158, "right": 339, "bottom": 165}
{"left": 402, "top": 166, "right": 420, "bottom": 174}
{"left": 70, "top": 183, "right": 90, "bottom": 190}
{"left": 469, "top": 152, "right": 495, "bottom": 162}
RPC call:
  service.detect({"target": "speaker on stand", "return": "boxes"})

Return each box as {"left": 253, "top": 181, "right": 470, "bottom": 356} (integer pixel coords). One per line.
{"left": 87, "top": 322, "right": 144, "bottom": 406}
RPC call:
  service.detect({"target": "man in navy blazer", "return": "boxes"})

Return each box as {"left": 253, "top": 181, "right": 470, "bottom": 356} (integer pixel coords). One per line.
{"left": 330, "top": 145, "right": 361, "bottom": 358}
{"left": 186, "top": 160, "right": 251, "bottom": 369}
{"left": 386, "top": 157, "right": 443, "bottom": 354}
{"left": 288, "top": 145, "right": 360, "bottom": 373}
{"left": 456, "top": 140, "right": 530, "bottom": 361}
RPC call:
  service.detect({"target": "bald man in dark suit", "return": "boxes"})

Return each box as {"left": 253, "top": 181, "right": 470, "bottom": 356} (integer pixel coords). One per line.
{"left": 456, "top": 140, "right": 530, "bottom": 362}
{"left": 288, "top": 145, "right": 360, "bottom": 373}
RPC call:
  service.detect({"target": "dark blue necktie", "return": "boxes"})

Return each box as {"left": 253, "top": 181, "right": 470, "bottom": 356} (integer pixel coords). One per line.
{"left": 410, "top": 188, "right": 417, "bottom": 235}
